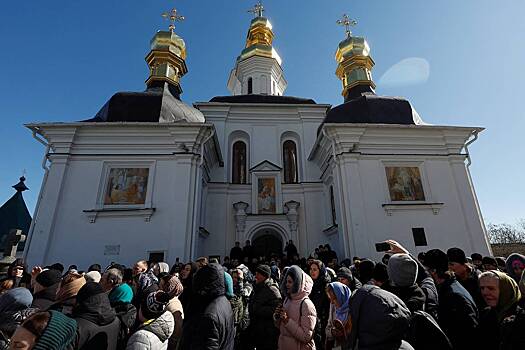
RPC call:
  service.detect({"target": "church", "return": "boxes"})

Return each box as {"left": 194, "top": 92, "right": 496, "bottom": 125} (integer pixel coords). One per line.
{"left": 23, "top": 5, "right": 491, "bottom": 268}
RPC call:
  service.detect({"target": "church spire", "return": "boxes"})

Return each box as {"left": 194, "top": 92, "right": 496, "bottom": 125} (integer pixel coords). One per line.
{"left": 227, "top": 1, "right": 287, "bottom": 96}
{"left": 335, "top": 14, "right": 376, "bottom": 101}
{"left": 145, "top": 7, "right": 188, "bottom": 97}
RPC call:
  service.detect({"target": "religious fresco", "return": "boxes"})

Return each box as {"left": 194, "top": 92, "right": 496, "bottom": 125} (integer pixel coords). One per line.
{"left": 257, "top": 177, "right": 276, "bottom": 214}
{"left": 385, "top": 167, "right": 425, "bottom": 201}
{"left": 104, "top": 168, "right": 149, "bottom": 205}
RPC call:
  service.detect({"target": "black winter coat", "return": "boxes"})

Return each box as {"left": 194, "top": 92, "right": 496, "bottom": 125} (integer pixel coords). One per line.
{"left": 180, "top": 263, "right": 235, "bottom": 350}
{"left": 310, "top": 273, "right": 331, "bottom": 348}
{"left": 389, "top": 284, "right": 426, "bottom": 313}
{"left": 31, "top": 284, "right": 59, "bottom": 310}
{"left": 500, "top": 305, "right": 525, "bottom": 350}
{"left": 436, "top": 276, "right": 479, "bottom": 350}
{"left": 246, "top": 277, "right": 281, "bottom": 350}
{"left": 71, "top": 293, "right": 121, "bottom": 350}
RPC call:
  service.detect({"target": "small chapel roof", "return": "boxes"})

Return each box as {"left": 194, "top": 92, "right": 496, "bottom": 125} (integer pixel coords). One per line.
{"left": 209, "top": 94, "right": 316, "bottom": 105}
{"left": 0, "top": 177, "right": 32, "bottom": 252}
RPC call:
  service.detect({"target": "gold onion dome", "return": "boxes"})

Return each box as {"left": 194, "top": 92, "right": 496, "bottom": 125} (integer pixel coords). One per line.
{"left": 145, "top": 8, "right": 188, "bottom": 93}
{"left": 238, "top": 2, "right": 282, "bottom": 65}
{"left": 335, "top": 15, "right": 375, "bottom": 100}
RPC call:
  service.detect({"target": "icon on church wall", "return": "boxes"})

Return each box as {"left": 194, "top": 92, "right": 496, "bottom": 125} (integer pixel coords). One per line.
{"left": 385, "top": 167, "right": 425, "bottom": 201}
{"left": 257, "top": 177, "right": 276, "bottom": 214}
{"left": 104, "top": 168, "right": 149, "bottom": 205}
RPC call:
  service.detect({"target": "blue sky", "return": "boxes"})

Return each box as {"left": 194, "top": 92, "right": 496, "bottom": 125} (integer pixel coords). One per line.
{"left": 1, "top": 0, "right": 524, "bottom": 225}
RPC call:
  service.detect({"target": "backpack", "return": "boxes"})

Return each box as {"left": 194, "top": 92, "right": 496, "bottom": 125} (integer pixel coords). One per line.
{"left": 406, "top": 310, "right": 452, "bottom": 350}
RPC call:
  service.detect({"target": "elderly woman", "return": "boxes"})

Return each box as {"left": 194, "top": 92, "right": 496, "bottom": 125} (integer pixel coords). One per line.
{"left": 274, "top": 265, "right": 317, "bottom": 350}
{"left": 478, "top": 270, "right": 523, "bottom": 350}
{"left": 325, "top": 282, "right": 352, "bottom": 350}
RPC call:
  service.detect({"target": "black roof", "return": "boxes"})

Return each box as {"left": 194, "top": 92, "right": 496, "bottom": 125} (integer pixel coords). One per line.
{"left": 323, "top": 93, "right": 417, "bottom": 125}
{"left": 0, "top": 177, "right": 31, "bottom": 252}
{"left": 209, "top": 94, "right": 316, "bottom": 104}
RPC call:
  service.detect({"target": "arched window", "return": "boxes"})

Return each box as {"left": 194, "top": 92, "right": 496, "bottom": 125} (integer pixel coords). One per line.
{"left": 232, "top": 141, "right": 247, "bottom": 184}
{"left": 283, "top": 140, "right": 298, "bottom": 183}
{"left": 247, "top": 77, "right": 253, "bottom": 94}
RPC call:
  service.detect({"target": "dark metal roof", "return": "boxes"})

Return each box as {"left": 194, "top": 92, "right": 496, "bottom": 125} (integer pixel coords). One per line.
{"left": 209, "top": 94, "right": 316, "bottom": 104}
{"left": 323, "top": 93, "right": 418, "bottom": 125}
{"left": 0, "top": 177, "right": 31, "bottom": 252}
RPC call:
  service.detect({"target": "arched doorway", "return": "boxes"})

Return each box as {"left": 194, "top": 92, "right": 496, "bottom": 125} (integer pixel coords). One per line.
{"left": 252, "top": 228, "right": 283, "bottom": 259}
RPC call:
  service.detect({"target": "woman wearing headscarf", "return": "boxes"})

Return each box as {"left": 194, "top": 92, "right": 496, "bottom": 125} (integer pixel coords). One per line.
{"left": 159, "top": 275, "right": 184, "bottom": 350}
{"left": 178, "top": 262, "right": 198, "bottom": 314}
{"left": 324, "top": 282, "right": 352, "bottom": 350}
{"left": 505, "top": 253, "right": 525, "bottom": 283}
{"left": 153, "top": 262, "right": 170, "bottom": 277}
{"left": 309, "top": 259, "right": 330, "bottom": 349}
{"left": 48, "top": 272, "right": 86, "bottom": 315}
{"left": 478, "top": 270, "right": 523, "bottom": 350}
{"left": 274, "top": 265, "right": 317, "bottom": 349}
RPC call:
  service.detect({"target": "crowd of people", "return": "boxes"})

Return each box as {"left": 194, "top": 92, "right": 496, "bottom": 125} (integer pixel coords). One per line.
{"left": 0, "top": 239, "right": 523, "bottom": 350}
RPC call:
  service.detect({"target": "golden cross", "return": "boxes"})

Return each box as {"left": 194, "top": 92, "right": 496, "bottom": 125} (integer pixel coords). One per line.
{"left": 161, "top": 8, "right": 185, "bottom": 32}
{"left": 248, "top": 1, "right": 265, "bottom": 18}
{"left": 337, "top": 14, "right": 357, "bottom": 38}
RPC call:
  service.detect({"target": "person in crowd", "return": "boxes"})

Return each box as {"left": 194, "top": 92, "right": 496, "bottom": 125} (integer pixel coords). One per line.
{"left": 325, "top": 281, "right": 352, "bottom": 350}
{"left": 417, "top": 252, "right": 426, "bottom": 265}
{"left": 132, "top": 260, "right": 148, "bottom": 277}
{"left": 382, "top": 253, "right": 392, "bottom": 265}
{"left": 71, "top": 282, "right": 121, "bottom": 349}
{"left": 285, "top": 240, "right": 298, "bottom": 261}
{"left": 49, "top": 272, "right": 86, "bottom": 315}
{"left": 496, "top": 257, "right": 507, "bottom": 272}
{"left": 371, "top": 262, "right": 390, "bottom": 289}
{"left": 179, "top": 262, "right": 198, "bottom": 312}
{"left": 336, "top": 267, "right": 362, "bottom": 291}
{"left": 244, "top": 264, "right": 281, "bottom": 350}
{"left": 153, "top": 262, "right": 170, "bottom": 277}
{"left": 424, "top": 249, "right": 479, "bottom": 350}
{"left": 471, "top": 253, "right": 483, "bottom": 271}
{"left": 242, "top": 240, "right": 254, "bottom": 263}
{"left": 230, "top": 268, "right": 249, "bottom": 347}
{"left": 100, "top": 268, "right": 136, "bottom": 349}
{"left": 196, "top": 257, "right": 208, "bottom": 269}
{"left": 357, "top": 259, "right": 375, "bottom": 285}
{"left": 478, "top": 270, "right": 523, "bottom": 350}
{"left": 126, "top": 291, "right": 174, "bottom": 350}
{"left": 88, "top": 264, "right": 102, "bottom": 273}
{"left": 224, "top": 270, "right": 234, "bottom": 300}
{"left": 505, "top": 253, "right": 525, "bottom": 283}
{"left": 9, "top": 310, "right": 77, "bottom": 350}
{"left": 0, "top": 279, "right": 14, "bottom": 295}
{"left": 274, "top": 265, "right": 317, "bottom": 350}
{"left": 349, "top": 285, "right": 414, "bottom": 350}
{"left": 308, "top": 259, "right": 330, "bottom": 349}
{"left": 223, "top": 256, "right": 233, "bottom": 270}
{"left": 387, "top": 253, "right": 426, "bottom": 313}
{"left": 482, "top": 256, "right": 499, "bottom": 271}
{"left": 0, "top": 287, "right": 35, "bottom": 347}
{"left": 31, "top": 268, "right": 62, "bottom": 310}
{"left": 270, "top": 263, "right": 281, "bottom": 283}
{"left": 2, "top": 259, "right": 31, "bottom": 289}
{"left": 180, "top": 263, "right": 235, "bottom": 349}
{"left": 230, "top": 242, "right": 244, "bottom": 262}
{"left": 133, "top": 263, "right": 158, "bottom": 308}
{"left": 159, "top": 275, "right": 184, "bottom": 350}
{"left": 447, "top": 247, "right": 485, "bottom": 309}
{"left": 84, "top": 270, "right": 101, "bottom": 283}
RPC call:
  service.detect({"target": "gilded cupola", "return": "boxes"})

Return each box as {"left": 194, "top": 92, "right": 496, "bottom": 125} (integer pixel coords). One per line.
{"left": 335, "top": 15, "right": 376, "bottom": 101}
{"left": 145, "top": 8, "right": 188, "bottom": 96}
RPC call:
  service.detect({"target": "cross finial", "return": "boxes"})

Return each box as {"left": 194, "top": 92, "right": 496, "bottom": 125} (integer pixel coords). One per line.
{"left": 337, "top": 14, "right": 357, "bottom": 38}
{"left": 161, "top": 8, "right": 185, "bottom": 32}
{"left": 248, "top": 1, "right": 265, "bottom": 18}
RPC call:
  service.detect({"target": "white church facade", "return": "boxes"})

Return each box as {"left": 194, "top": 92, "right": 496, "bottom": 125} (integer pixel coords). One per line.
{"left": 23, "top": 7, "right": 491, "bottom": 268}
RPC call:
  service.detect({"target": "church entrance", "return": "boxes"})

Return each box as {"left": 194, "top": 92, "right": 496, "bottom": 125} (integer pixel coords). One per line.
{"left": 252, "top": 228, "right": 283, "bottom": 259}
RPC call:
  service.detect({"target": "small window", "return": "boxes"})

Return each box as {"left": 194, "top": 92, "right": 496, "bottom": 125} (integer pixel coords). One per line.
{"left": 283, "top": 140, "right": 298, "bottom": 183}
{"left": 412, "top": 227, "right": 428, "bottom": 246}
{"left": 330, "top": 185, "right": 337, "bottom": 225}
{"left": 148, "top": 251, "right": 165, "bottom": 263}
{"left": 232, "top": 141, "right": 247, "bottom": 184}
{"left": 248, "top": 77, "right": 253, "bottom": 94}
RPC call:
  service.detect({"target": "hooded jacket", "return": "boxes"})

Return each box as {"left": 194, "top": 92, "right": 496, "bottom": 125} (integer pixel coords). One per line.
{"left": 278, "top": 265, "right": 317, "bottom": 350}
{"left": 72, "top": 293, "right": 121, "bottom": 350}
{"left": 505, "top": 253, "right": 525, "bottom": 282}
{"left": 126, "top": 311, "right": 174, "bottom": 350}
{"left": 180, "top": 263, "right": 235, "bottom": 350}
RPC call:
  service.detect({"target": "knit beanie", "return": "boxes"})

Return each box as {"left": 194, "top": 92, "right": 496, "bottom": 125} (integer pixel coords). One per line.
{"left": 424, "top": 249, "right": 449, "bottom": 274}
{"left": 32, "top": 311, "right": 77, "bottom": 350}
{"left": 163, "top": 275, "right": 183, "bottom": 299}
{"left": 387, "top": 254, "right": 418, "bottom": 287}
{"left": 447, "top": 247, "right": 467, "bottom": 264}
{"left": 84, "top": 271, "right": 101, "bottom": 283}
{"left": 471, "top": 253, "right": 483, "bottom": 261}
{"left": 256, "top": 264, "right": 271, "bottom": 279}
{"left": 108, "top": 283, "right": 134, "bottom": 305}
{"left": 76, "top": 281, "right": 105, "bottom": 304}
{"left": 141, "top": 291, "right": 170, "bottom": 320}
{"left": 373, "top": 262, "right": 390, "bottom": 284}
{"left": 36, "top": 269, "right": 62, "bottom": 288}
{"left": 336, "top": 267, "right": 353, "bottom": 281}
{"left": 224, "top": 272, "right": 234, "bottom": 298}
{"left": 482, "top": 256, "right": 498, "bottom": 268}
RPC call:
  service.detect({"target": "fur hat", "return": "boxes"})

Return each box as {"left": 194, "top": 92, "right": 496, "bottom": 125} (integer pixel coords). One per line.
{"left": 387, "top": 254, "right": 418, "bottom": 287}
{"left": 84, "top": 271, "right": 101, "bottom": 283}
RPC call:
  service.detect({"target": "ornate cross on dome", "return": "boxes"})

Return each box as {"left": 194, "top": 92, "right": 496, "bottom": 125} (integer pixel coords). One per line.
{"left": 337, "top": 14, "right": 357, "bottom": 38}
{"left": 161, "top": 8, "right": 185, "bottom": 32}
{"left": 248, "top": 1, "right": 265, "bottom": 18}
